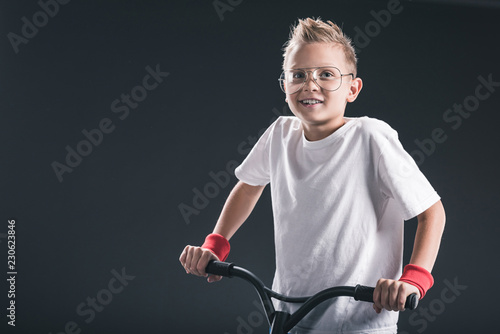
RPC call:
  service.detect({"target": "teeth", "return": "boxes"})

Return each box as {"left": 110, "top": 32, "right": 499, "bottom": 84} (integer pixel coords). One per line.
{"left": 301, "top": 99, "right": 322, "bottom": 104}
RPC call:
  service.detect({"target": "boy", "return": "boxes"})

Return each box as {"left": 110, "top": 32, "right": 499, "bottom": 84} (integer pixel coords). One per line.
{"left": 179, "top": 17, "right": 446, "bottom": 333}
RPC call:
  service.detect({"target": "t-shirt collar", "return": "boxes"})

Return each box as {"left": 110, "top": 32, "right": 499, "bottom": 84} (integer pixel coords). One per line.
{"left": 301, "top": 117, "right": 359, "bottom": 150}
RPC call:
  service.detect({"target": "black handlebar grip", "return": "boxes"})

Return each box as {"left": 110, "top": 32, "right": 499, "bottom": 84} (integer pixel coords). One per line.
{"left": 205, "top": 260, "right": 234, "bottom": 277}
{"left": 354, "top": 285, "right": 375, "bottom": 303}
{"left": 354, "top": 285, "right": 418, "bottom": 310}
{"left": 405, "top": 293, "right": 419, "bottom": 310}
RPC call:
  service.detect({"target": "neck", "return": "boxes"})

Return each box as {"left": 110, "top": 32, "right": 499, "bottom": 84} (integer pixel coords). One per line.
{"left": 302, "top": 117, "right": 346, "bottom": 141}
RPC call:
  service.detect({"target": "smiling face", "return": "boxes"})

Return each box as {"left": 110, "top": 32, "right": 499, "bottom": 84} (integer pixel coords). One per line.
{"left": 284, "top": 42, "right": 363, "bottom": 140}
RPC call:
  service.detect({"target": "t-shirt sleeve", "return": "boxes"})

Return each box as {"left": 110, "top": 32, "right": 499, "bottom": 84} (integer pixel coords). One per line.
{"left": 234, "top": 120, "right": 277, "bottom": 186}
{"left": 377, "top": 130, "right": 441, "bottom": 221}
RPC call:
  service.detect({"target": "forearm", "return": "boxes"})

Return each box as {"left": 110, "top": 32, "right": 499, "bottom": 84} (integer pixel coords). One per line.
{"left": 374, "top": 200, "right": 445, "bottom": 311}
{"left": 213, "top": 181, "right": 265, "bottom": 240}
{"left": 408, "top": 200, "right": 446, "bottom": 272}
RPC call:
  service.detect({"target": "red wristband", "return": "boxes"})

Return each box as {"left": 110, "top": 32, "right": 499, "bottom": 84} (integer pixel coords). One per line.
{"left": 399, "top": 264, "right": 434, "bottom": 299}
{"left": 201, "top": 233, "right": 230, "bottom": 261}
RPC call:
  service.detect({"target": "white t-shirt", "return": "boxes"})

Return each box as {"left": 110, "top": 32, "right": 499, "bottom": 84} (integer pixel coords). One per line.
{"left": 234, "top": 116, "right": 440, "bottom": 334}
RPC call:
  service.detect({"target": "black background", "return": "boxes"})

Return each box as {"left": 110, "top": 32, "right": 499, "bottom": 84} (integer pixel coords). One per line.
{"left": 2, "top": 0, "right": 499, "bottom": 333}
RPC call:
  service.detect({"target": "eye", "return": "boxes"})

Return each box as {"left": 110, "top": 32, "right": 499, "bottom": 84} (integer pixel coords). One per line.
{"left": 319, "top": 70, "right": 336, "bottom": 78}
{"left": 291, "top": 71, "right": 305, "bottom": 79}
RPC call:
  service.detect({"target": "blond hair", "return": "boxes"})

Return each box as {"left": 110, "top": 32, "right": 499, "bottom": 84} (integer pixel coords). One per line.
{"left": 282, "top": 17, "right": 358, "bottom": 77}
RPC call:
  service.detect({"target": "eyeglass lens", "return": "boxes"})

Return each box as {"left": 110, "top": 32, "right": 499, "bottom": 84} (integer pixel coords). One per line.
{"left": 279, "top": 67, "right": 343, "bottom": 94}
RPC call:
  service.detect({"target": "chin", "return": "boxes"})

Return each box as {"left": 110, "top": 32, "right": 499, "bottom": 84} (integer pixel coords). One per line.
{"left": 293, "top": 108, "right": 323, "bottom": 120}
{"left": 298, "top": 111, "right": 344, "bottom": 127}
{"left": 296, "top": 114, "right": 329, "bottom": 125}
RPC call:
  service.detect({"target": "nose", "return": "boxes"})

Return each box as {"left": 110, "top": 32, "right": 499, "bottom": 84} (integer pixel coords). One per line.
{"left": 303, "top": 71, "right": 319, "bottom": 91}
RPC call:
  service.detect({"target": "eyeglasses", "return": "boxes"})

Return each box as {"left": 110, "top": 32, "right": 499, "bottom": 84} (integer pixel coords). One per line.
{"left": 278, "top": 66, "right": 354, "bottom": 94}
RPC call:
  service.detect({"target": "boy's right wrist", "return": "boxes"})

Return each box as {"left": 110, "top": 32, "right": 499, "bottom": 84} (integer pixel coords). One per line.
{"left": 201, "top": 233, "right": 230, "bottom": 262}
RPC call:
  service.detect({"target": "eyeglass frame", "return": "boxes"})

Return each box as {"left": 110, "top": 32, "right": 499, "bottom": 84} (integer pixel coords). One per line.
{"left": 278, "top": 66, "right": 355, "bottom": 94}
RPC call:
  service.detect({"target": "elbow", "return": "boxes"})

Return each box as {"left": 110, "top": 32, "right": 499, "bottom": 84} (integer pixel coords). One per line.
{"left": 437, "top": 199, "right": 446, "bottom": 228}
{"left": 417, "top": 199, "right": 446, "bottom": 229}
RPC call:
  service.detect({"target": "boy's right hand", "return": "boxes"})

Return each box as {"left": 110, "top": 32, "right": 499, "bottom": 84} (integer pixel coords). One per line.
{"left": 179, "top": 245, "right": 222, "bottom": 283}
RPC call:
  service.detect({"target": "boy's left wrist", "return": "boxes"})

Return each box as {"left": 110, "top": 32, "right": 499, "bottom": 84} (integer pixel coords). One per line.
{"left": 398, "top": 264, "right": 434, "bottom": 299}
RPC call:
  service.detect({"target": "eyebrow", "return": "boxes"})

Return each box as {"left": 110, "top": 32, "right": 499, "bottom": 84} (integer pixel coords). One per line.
{"left": 289, "top": 65, "right": 339, "bottom": 70}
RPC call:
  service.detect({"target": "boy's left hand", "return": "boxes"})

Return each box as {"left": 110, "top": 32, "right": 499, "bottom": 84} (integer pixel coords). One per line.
{"left": 372, "top": 278, "right": 420, "bottom": 313}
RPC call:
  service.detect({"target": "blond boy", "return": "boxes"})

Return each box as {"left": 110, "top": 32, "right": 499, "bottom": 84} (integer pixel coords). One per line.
{"left": 180, "top": 17, "right": 445, "bottom": 333}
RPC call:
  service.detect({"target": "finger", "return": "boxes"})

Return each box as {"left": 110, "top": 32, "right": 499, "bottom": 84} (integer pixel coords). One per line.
{"left": 397, "top": 285, "right": 407, "bottom": 311}
{"left": 372, "top": 303, "right": 382, "bottom": 314}
{"left": 389, "top": 283, "right": 400, "bottom": 311}
{"left": 380, "top": 283, "right": 391, "bottom": 311}
{"left": 373, "top": 279, "right": 384, "bottom": 311}
{"left": 197, "top": 250, "right": 214, "bottom": 277}
{"left": 190, "top": 247, "right": 204, "bottom": 276}
{"left": 179, "top": 246, "right": 189, "bottom": 270}
{"left": 185, "top": 246, "right": 195, "bottom": 274}
{"left": 207, "top": 275, "right": 222, "bottom": 283}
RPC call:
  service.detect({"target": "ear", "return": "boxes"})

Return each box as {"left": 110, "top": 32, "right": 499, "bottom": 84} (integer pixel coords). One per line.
{"left": 346, "top": 77, "right": 363, "bottom": 103}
